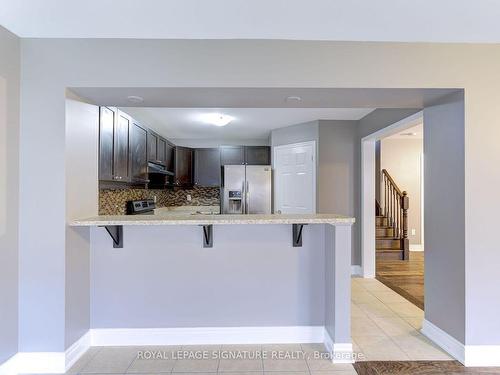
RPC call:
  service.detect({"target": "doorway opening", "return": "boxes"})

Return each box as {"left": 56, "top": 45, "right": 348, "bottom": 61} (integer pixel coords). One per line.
{"left": 361, "top": 111, "right": 425, "bottom": 309}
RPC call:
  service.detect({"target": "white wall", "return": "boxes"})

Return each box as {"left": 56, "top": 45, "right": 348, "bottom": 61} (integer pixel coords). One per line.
{"left": 380, "top": 137, "right": 423, "bottom": 245}
{"left": 0, "top": 25, "right": 20, "bottom": 364}
{"left": 16, "top": 39, "right": 500, "bottom": 354}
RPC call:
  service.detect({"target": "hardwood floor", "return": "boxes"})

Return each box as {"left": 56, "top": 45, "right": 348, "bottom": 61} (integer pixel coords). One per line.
{"left": 354, "top": 360, "right": 500, "bottom": 374}
{"left": 376, "top": 251, "right": 424, "bottom": 309}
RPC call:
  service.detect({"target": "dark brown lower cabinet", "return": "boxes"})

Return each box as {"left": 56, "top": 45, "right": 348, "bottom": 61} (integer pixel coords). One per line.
{"left": 175, "top": 146, "right": 193, "bottom": 187}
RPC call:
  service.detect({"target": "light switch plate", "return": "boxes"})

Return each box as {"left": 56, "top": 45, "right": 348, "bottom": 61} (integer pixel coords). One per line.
{"left": 411, "top": 229, "right": 416, "bottom": 235}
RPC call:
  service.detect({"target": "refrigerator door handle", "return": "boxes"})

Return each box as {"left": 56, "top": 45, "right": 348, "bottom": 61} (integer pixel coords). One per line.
{"left": 242, "top": 180, "right": 246, "bottom": 214}
{"left": 246, "top": 180, "right": 249, "bottom": 214}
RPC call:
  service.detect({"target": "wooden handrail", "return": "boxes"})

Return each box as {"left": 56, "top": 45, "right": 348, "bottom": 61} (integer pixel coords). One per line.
{"left": 380, "top": 169, "right": 410, "bottom": 260}
{"left": 382, "top": 169, "right": 403, "bottom": 196}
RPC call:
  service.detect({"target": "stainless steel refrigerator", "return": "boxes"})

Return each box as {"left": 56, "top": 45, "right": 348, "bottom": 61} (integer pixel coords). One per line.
{"left": 221, "top": 165, "right": 272, "bottom": 214}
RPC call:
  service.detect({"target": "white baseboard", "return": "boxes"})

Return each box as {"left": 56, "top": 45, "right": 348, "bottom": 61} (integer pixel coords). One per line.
{"left": 0, "top": 354, "right": 18, "bottom": 375}
{"left": 410, "top": 244, "right": 424, "bottom": 251}
{"left": 1, "top": 331, "right": 91, "bottom": 374}
{"left": 13, "top": 352, "right": 66, "bottom": 374}
{"left": 421, "top": 319, "right": 464, "bottom": 364}
{"left": 90, "top": 326, "right": 325, "bottom": 346}
{"left": 351, "top": 265, "right": 362, "bottom": 276}
{"left": 323, "top": 329, "right": 354, "bottom": 364}
{"left": 464, "top": 345, "right": 500, "bottom": 366}
{"left": 422, "top": 319, "right": 500, "bottom": 366}
{"left": 65, "top": 331, "right": 91, "bottom": 370}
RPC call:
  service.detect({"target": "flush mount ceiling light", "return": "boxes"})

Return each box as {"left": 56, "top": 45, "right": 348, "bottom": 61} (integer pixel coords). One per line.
{"left": 127, "top": 95, "right": 144, "bottom": 103}
{"left": 285, "top": 96, "right": 302, "bottom": 103}
{"left": 200, "top": 113, "right": 234, "bottom": 127}
{"left": 400, "top": 132, "right": 418, "bottom": 136}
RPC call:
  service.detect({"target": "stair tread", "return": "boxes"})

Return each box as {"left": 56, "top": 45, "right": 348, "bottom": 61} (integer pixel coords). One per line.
{"left": 376, "top": 248, "right": 403, "bottom": 252}
{"left": 376, "top": 237, "right": 400, "bottom": 240}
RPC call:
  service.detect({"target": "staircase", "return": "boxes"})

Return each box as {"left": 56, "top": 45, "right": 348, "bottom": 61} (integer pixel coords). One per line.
{"left": 376, "top": 169, "right": 410, "bottom": 260}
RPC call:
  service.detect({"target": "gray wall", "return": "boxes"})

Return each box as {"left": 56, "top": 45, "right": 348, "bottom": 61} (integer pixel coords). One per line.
{"left": 91, "top": 224, "right": 325, "bottom": 327}
{"left": 16, "top": 38, "right": 500, "bottom": 352}
{"left": 64, "top": 93, "right": 98, "bottom": 349}
{"left": 359, "top": 109, "right": 421, "bottom": 138}
{"left": 318, "top": 120, "right": 359, "bottom": 265}
{"left": 0, "top": 25, "right": 20, "bottom": 364}
{"left": 270, "top": 120, "right": 319, "bottom": 147}
{"left": 423, "top": 92, "right": 465, "bottom": 343}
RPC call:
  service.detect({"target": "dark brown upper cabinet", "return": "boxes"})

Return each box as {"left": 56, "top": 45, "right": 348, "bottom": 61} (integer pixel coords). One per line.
{"left": 165, "top": 142, "right": 175, "bottom": 174}
{"left": 220, "top": 146, "right": 245, "bottom": 165}
{"left": 157, "top": 137, "right": 167, "bottom": 165}
{"left": 129, "top": 120, "right": 149, "bottom": 184}
{"left": 98, "top": 106, "right": 116, "bottom": 181}
{"left": 147, "top": 131, "right": 158, "bottom": 163}
{"left": 114, "top": 111, "right": 132, "bottom": 182}
{"left": 175, "top": 146, "right": 193, "bottom": 187}
{"left": 194, "top": 148, "right": 221, "bottom": 187}
{"left": 220, "top": 145, "right": 271, "bottom": 165}
{"left": 98, "top": 107, "right": 131, "bottom": 183}
{"left": 245, "top": 146, "right": 271, "bottom": 165}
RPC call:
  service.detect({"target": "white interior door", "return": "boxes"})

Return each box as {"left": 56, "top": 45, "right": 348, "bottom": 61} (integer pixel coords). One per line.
{"left": 273, "top": 141, "right": 316, "bottom": 214}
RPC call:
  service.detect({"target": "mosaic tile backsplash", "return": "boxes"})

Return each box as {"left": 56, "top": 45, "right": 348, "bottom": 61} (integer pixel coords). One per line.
{"left": 99, "top": 186, "right": 220, "bottom": 215}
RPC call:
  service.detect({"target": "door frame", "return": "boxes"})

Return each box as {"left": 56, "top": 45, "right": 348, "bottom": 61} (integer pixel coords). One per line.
{"left": 272, "top": 140, "right": 317, "bottom": 214}
{"left": 361, "top": 111, "right": 423, "bottom": 277}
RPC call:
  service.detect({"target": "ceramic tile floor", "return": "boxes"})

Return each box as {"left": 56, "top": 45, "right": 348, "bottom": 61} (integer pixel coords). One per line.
{"left": 24, "top": 278, "right": 451, "bottom": 375}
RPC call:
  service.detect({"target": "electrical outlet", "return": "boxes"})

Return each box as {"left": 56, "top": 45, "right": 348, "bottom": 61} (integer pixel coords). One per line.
{"left": 187, "top": 194, "right": 192, "bottom": 202}
{"left": 411, "top": 229, "right": 416, "bottom": 236}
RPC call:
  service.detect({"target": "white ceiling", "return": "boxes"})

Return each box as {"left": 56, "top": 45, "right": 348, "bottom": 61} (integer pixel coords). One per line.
{"left": 121, "top": 107, "right": 374, "bottom": 141}
{"left": 2, "top": 0, "right": 500, "bottom": 42}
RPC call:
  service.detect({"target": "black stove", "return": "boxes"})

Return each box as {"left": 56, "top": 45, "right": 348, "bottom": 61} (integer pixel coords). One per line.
{"left": 126, "top": 199, "right": 156, "bottom": 215}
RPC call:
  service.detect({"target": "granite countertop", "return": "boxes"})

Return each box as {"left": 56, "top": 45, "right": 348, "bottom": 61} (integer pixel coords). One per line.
{"left": 154, "top": 205, "right": 220, "bottom": 215}
{"left": 70, "top": 213, "right": 355, "bottom": 226}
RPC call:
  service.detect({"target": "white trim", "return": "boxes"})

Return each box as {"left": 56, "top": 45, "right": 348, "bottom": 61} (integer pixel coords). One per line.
{"left": 421, "top": 319, "right": 465, "bottom": 364}
{"left": 361, "top": 111, "right": 424, "bottom": 278}
{"left": 421, "top": 320, "right": 500, "bottom": 366}
{"left": 410, "top": 244, "right": 424, "bottom": 251}
{"left": 91, "top": 326, "right": 325, "bottom": 346}
{"left": 0, "top": 331, "right": 91, "bottom": 374}
{"left": 464, "top": 345, "right": 500, "bottom": 367}
{"left": 14, "top": 352, "right": 66, "bottom": 374}
{"left": 323, "top": 329, "right": 354, "bottom": 364}
{"left": 361, "top": 140, "right": 376, "bottom": 278}
{"left": 65, "top": 331, "right": 91, "bottom": 371}
{"left": 351, "top": 265, "right": 362, "bottom": 276}
{"left": 0, "top": 354, "right": 18, "bottom": 375}
{"left": 273, "top": 140, "right": 317, "bottom": 214}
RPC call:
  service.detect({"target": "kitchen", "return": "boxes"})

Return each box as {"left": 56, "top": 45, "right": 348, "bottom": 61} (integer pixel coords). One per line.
{"left": 98, "top": 106, "right": 272, "bottom": 217}
{"left": 67, "top": 89, "right": 355, "bottom": 364}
